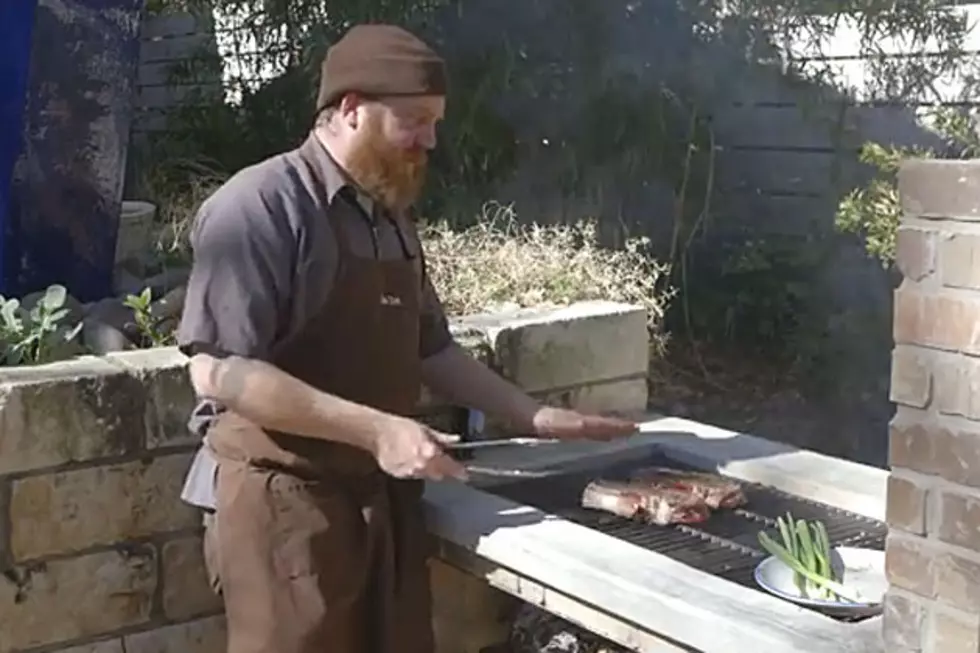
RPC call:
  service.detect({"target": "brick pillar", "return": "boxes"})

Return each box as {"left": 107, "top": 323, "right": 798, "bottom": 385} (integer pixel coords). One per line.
{"left": 886, "top": 159, "right": 980, "bottom": 653}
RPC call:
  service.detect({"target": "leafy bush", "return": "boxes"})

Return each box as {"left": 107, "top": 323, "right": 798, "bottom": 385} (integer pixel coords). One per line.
{"left": 835, "top": 110, "right": 980, "bottom": 269}
{"left": 0, "top": 285, "right": 84, "bottom": 366}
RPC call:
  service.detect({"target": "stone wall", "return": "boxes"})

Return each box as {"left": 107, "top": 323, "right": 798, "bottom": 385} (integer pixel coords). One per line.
{"left": 0, "top": 300, "right": 649, "bottom": 653}
{"left": 884, "top": 160, "right": 980, "bottom": 653}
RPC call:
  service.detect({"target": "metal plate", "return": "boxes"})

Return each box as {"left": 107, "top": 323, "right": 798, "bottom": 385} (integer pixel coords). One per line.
{"left": 754, "top": 546, "right": 886, "bottom": 619}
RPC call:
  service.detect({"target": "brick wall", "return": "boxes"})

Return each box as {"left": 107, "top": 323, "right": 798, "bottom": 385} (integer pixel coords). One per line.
{"left": 0, "top": 300, "right": 649, "bottom": 653}
{"left": 885, "top": 160, "right": 980, "bottom": 653}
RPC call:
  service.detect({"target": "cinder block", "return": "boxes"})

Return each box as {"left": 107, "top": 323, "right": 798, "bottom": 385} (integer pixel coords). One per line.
{"left": 0, "top": 356, "right": 146, "bottom": 475}
{"left": 107, "top": 348, "right": 197, "bottom": 449}
{"left": 10, "top": 454, "right": 198, "bottom": 561}
{"left": 0, "top": 548, "right": 156, "bottom": 653}
{"left": 161, "top": 536, "right": 222, "bottom": 621}
{"left": 457, "top": 301, "right": 649, "bottom": 393}
{"left": 124, "top": 615, "right": 226, "bottom": 653}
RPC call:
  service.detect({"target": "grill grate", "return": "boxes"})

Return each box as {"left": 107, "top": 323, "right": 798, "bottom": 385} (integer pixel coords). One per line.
{"left": 483, "top": 449, "right": 887, "bottom": 621}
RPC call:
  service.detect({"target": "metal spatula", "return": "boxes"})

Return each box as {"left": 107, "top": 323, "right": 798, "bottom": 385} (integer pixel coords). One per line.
{"left": 442, "top": 437, "right": 570, "bottom": 478}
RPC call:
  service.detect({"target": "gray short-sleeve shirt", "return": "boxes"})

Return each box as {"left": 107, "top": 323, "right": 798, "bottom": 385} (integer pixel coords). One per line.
{"left": 177, "top": 134, "right": 453, "bottom": 510}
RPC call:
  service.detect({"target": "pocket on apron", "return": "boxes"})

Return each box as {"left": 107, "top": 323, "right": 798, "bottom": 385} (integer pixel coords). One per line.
{"left": 266, "top": 473, "right": 371, "bottom": 603}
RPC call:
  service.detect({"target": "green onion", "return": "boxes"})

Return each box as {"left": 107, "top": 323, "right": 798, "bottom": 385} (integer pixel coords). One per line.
{"left": 757, "top": 515, "right": 863, "bottom": 604}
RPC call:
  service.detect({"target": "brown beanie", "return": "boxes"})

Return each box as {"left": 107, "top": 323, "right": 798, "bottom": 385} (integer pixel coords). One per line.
{"left": 315, "top": 24, "right": 447, "bottom": 113}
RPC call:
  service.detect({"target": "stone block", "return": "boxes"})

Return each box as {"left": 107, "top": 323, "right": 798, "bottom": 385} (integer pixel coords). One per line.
{"left": 889, "top": 345, "right": 933, "bottom": 409}
{"left": 885, "top": 533, "right": 935, "bottom": 598}
{"left": 893, "top": 287, "right": 980, "bottom": 355}
{"left": 896, "top": 226, "right": 937, "bottom": 282}
{"left": 937, "top": 491, "right": 980, "bottom": 552}
{"left": 888, "top": 414, "right": 933, "bottom": 474}
{"left": 899, "top": 159, "right": 980, "bottom": 221}
{"left": 931, "top": 428, "right": 980, "bottom": 490}
{"left": 0, "top": 356, "right": 146, "bottom": 475}
{"left": 941, "top": 233, "right": 980, "bottom": 290}
{"left": 124, "top": 615, "right": 226, "bottom": 653}
{"left": 0, "top": 481, "right": 9, "bottom": 567}
{"left": 107, "top": 348, "right": 197, "bottom": 449}
{"left": 533, "top": 377, "right": 648, "bottom": 416}
{"left": 450, "top": 329, "right": 495, "bottom": 366}
{"left": 161, "top": 536, "right": 222, "bottom": 621}
{"left": 0, "top": 547, "right": 156, "bottom": 653}
{"left": 457, "top": 301, "right": 649, "bottom": 394}
{"left": 882, "top": 590, "right": 925, "bottom": 652}
{"left": 933, "top": 352, "right": 980, "bottom": 419}
{"left": 430, "top": 559, "right": 517, "bottom": 653}
{"left": 929, "top": 607, "right": 980, "bottom": 653}
{"left": 54, "top": 640, "right": 125, "bottom": 653}
{"left": 890, "top": 416, "right": 980, "bottom": 490}
{"left": 9, "top": 453, "right": 198, "bottom": 561}
{"left": 886, "top": 474, "right": 927, "bottom": 535}
{"left": 935, "top": 550, "right": 980, "bottom": 613}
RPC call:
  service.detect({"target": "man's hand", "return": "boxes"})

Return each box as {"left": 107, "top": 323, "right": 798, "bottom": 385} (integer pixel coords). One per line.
{"left": 371, "top": 416, "right": 469, "bottom": 482}
{"left": 531, "top": 406, "right": 638, "bottom": 441}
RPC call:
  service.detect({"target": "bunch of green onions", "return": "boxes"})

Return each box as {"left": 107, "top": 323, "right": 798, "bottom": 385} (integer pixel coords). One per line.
{"left": 757, "top": 514, "right": 861, "bottom": 604}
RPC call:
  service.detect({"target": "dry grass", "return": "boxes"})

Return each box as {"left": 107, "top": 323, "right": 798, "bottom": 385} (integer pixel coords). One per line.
{"left": 421, "top": 202, "right": 674, "bottom": 353}
{"left": 133, "top": 158, "right": 228, "bottom": 264}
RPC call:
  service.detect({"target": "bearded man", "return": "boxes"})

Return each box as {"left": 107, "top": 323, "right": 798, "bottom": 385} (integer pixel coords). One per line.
{"left": 176, "top": 23, "right": 637, "bottom": 653}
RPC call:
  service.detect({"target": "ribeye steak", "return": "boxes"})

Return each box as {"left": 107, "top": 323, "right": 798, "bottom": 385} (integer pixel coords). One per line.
{"left": 580, "top": 479, "right": 711, "bottom": 526}
{"left": 627, "top": 467, "right": 747, "bottom": 509}
{"left": 580, "top": 467, "right": 746, "bottom": 525}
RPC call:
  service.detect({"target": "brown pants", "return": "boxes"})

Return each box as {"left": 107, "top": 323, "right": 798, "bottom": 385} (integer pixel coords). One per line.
{"left": 204, "top": 462, "right": 435, "bottom": 653}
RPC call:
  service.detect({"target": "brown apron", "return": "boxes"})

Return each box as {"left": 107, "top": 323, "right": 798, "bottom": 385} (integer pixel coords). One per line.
{"left": 204, "top": 142, "right": 434, "bottom": 653}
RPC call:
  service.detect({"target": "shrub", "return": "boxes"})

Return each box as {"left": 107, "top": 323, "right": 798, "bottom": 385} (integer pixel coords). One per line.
{"left": 421, "top": 202, "right": 673, "bottom": 354}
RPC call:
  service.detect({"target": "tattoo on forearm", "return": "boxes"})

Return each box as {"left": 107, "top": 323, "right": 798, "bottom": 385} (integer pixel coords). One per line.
{"left": 208, "top": 356, "right": 251, "bottom": 403}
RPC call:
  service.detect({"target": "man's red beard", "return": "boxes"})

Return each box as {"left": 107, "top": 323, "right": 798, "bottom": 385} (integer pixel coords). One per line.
{"left": 345, "top": 119, "right": 428, "bottom": 213}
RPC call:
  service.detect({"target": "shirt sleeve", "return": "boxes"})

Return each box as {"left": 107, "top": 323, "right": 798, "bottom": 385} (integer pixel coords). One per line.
{"left": 418, "top": 245, "right": 454, "bottom": 360}
{"left": 176, "top": 182, "right": 294, "bottom": 361}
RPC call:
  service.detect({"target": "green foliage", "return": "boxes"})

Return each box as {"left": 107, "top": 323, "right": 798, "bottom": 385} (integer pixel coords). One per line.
{"left": 835, "top": 143, "right": 923, "bottom": 266}
{"left": 0, "top": 285, "right": 84, "bottom": 366}
{"left": 422, "top": 44, "right": 523, "bottom": 220}
{"left": 835, "top": 108, "right": 980, "bottom": 268}
{"left": 140, "top": 0, "right": 454, "bottom": 179}
{"left": 676, "top": 233, "right": 825, "bottom": 353}
{"left": 123, "top": 287, "right": 178, "bottom": 348}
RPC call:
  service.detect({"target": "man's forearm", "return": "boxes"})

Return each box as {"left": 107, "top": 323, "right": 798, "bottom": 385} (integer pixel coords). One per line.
{"left": 420, "top": 343, "right": 541, "bottom": 432}
{"left": 188, "top": 353, "right": 391, "bottom": 451}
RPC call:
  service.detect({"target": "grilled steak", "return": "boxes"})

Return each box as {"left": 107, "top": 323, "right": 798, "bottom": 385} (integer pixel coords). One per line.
{"left": 627, "top": 467, "right": 747, "bottom": 509}
{"left": 581, "top": 479, "right": 711, "bottom": 526}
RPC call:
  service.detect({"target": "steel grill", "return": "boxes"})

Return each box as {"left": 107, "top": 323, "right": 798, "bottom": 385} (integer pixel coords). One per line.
{"left": 483, "top": 450, "right": 887, "bottom": 622}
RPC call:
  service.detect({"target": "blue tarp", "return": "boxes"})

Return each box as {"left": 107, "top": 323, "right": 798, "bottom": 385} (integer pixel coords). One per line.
{"left": 0, "top": 0, "right": 37, "bottom": 296}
